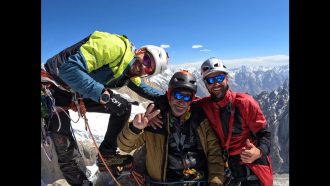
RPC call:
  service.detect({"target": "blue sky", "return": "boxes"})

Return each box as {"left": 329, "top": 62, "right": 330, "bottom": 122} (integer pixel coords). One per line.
{"left": 42, "top": 0, "right": 289, "bottom": 65}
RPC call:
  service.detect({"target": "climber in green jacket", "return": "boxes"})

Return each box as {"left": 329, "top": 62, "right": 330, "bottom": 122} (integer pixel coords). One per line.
{"left": 41, "top": 30, "right": 169, "bottom": 186}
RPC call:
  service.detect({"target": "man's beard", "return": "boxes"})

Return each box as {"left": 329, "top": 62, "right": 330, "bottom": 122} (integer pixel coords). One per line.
{"left": 128, "top": 59, "right": 142, "bottom": 77}
{"left": 210, "top": 85, "right": 229, "bottom": 101}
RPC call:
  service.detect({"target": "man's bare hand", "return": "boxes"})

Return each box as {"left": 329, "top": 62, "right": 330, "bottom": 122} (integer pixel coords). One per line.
{"left": 133, "top": 104, "right": 160, "bottom": 130}
{"left": 146, "top": 103, "right": 163, "bottom": 129}
{"left": 240, "top": 139, "right": 262, "bottom": 163}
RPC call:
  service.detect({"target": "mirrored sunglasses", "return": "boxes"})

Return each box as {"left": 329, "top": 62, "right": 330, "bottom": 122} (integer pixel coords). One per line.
{"left": 142, "top": 53, "right": 152, "bottom": 68}
{"left": 142, "top": 53, "right": 154, "bottom": 75}
{"left": 172, "top": 91, "right": 192, "bottom": 102}
{"left": 205, "top": 74, "right": 226, "bottom": 85}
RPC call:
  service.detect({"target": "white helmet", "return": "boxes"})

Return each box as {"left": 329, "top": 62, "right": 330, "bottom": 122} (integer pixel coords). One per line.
{"left": 201, "top": 57, "right": 229, "bottom": 78}
{"left": 140, "top": 45, "right": 168, "bottom": 76}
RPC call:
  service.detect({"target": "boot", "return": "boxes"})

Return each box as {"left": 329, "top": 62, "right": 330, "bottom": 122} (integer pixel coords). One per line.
{"left": 96, "top": 153, "right": 134, "bottom": 173}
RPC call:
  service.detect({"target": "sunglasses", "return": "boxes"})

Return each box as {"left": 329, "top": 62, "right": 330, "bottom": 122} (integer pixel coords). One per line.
{"left": 172, "top": 91, "right": 193, "bottom": 102}
{"left": 142, "top": 53, "right": 154, "bottom": 75}
{"left": 205, "top": 74, "right": 226, "bottom": 85}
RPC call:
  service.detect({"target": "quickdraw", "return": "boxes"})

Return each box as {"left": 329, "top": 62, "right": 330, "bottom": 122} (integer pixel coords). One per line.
{"left": 183, "top": 168, "right": 203, "bottom": 181}
{"left": 222, "top": 149, "right": 233, "bottom": 186}
{"left": 41, "top": 117, "right": 54, "bottom": 161}
{"left": 222, "top": 149, "right": 231, "bottom": 177}
{"left": 41, "top": 86, "right": 55, "bottom": 162}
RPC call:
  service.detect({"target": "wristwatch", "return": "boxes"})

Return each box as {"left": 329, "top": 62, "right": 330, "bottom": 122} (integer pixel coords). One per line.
{"left": 101, "top": 93, "right": 111, "bottom": 103}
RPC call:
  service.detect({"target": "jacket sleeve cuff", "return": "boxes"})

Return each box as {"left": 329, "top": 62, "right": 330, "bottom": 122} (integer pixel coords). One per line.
{"left": 94, "top": 84, "right": 105, "bottom": 103}
{"left": 209, "top": 176, "right": 223, "bottom": 185}
{"left": 128, "top": 122, "right": 143, "bottom": 135}
{"left": 258, "top": 144, "right": 268, "bottom": 157}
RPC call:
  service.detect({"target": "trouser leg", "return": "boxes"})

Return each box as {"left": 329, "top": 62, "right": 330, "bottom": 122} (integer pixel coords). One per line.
{"left": 99, "top": 104, "right": 132, "bottom": 155}
{"left": 227, "top": 180, "right": 241, "bottom": 186}
{"left": 82, "top": 98, "right": 134, "bottom": 173}
{"left": 49, "top": 110, "right": 91, "bottom": 186}
{"left": 227, "top": 162, "right": 261, "bottom": 186}
{"left": 240, "top": 180, "right": 261, "bottom": 186}
{"left": 228, "top": 179, "right": 262, "bottom": 186}
{"left": 82, "top": 98, "right": 133, "bottom": 156}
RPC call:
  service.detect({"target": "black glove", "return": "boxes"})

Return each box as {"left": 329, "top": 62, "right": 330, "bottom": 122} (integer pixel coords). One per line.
{"left": 104, "top": 89, "right": 131, "bottom": 117}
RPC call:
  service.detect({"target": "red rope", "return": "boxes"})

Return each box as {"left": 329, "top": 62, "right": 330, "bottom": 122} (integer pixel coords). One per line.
{"left": 126, "top": 162, "right": 145, "bottom": 186}
{"left": 131, "top": 170, "right": 145, "bottom": 186}
{"left": 79, "top": 101, "right": 122, "bottom": 186}
{"left": 74, "top": 99, "right": 146, "bottom": 186}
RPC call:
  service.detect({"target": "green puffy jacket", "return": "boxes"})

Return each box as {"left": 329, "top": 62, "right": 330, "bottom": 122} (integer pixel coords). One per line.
{"left": 44, "top": 31, "right": 163, "bottom": 102}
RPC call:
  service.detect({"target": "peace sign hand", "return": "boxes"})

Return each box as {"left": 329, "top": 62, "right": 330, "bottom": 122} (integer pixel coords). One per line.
{"left": 133, "top": 104, "right": 161, "bottom": 130}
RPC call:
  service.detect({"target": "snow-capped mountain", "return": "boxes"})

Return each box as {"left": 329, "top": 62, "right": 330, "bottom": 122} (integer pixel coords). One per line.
{"left": 254, "top": 79, "right": 289, "bottom": 173}
{"left": 230, "top": 65, "right": 289, "bottom": 96}
{"left": 149, "top": 63, "right": 289, "bottom": 97}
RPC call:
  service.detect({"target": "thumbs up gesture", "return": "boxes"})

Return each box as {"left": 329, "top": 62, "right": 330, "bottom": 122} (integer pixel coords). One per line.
{"left": 240, "top": 139, "right": 262, "bottom": 163}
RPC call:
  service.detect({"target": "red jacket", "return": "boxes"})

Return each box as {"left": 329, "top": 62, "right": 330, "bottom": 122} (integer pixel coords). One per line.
{"left": 196, "top": 90, "right": 273, "bottom": 186}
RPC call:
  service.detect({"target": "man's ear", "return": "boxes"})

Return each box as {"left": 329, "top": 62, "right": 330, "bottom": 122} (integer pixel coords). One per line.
{"left": 226, "top": 74, "right": 229, "bottom": 82}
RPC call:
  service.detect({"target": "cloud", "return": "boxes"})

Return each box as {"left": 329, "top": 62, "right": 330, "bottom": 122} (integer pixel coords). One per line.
{"left": 174, "top": 54, "right": 289, "bottom": 68}
{"left": 200, "top": 49, "right": 211, "bottom": 52}
{"left": 224, "top": 55, "right": 289, "bottom": 68}
{"left": 160, "top": 44, "right": 170, "bottom": 48}
{"left": 192, "top": 45, "right": 203, "bottom": 49}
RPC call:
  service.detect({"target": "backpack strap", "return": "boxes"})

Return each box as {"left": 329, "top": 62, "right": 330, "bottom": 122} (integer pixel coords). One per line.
{"left": 218, "top": 92, "right": 237, "bottom": 150}
{"left": 221, "top": 92, "right": 237, "bottom": 185}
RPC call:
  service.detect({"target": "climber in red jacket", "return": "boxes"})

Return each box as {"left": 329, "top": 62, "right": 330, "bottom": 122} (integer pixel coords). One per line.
{"left": 197, "top": 57, "right": 273, "bottom": 186}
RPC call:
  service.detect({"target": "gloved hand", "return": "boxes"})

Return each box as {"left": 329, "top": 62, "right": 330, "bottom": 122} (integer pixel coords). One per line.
{"left": 104, "top": 89, "right": 131, "bottom": 117}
